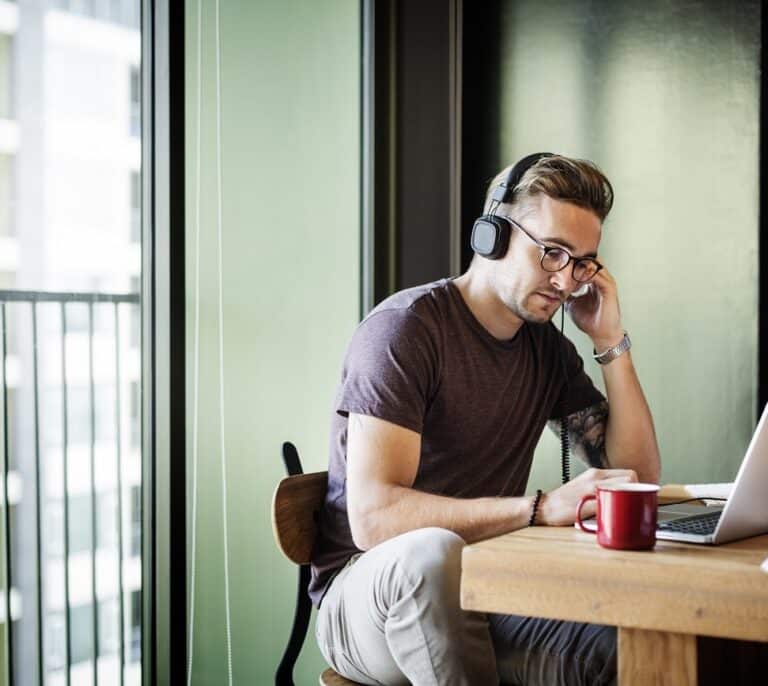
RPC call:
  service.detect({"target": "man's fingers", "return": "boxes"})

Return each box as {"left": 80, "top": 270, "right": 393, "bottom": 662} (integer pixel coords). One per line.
{"left": 594, "top": 469, "right": 638, "bottom": 481}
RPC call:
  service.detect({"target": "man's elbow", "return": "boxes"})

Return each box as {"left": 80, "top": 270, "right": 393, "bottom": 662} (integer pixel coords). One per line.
{"left": 640, "top": 467, "right": 661, "bottom": 485}
{"left": 348, "top": 492, "right": 394, "bottom": 551}
{"left": 636, "top": 451, "right": 661, "bottom": 484}
{"left": 349, "top": 508, "right": 381, "bottom": 551}
{"left": 646, "top": 462, "right": 662, "bottom": 485}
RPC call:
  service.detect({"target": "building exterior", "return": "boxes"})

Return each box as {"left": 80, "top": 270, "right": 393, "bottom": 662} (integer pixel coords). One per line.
{"left": 0, "top": 1, "right": 143, "bottom": 684}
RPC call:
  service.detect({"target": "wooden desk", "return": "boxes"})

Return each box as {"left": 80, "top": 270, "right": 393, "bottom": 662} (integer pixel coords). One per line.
{"left": 461, "top": 527, "right": 768, "bottom": 685}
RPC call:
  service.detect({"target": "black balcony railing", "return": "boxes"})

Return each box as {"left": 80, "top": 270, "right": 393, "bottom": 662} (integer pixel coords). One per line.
{"left": 0, "top": 289, "right": 141, "bottom": 686}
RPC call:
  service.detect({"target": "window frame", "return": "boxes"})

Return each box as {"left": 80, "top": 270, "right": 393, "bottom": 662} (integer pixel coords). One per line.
{"left": 143, "top": 0, "right": 187, "bottom": 684}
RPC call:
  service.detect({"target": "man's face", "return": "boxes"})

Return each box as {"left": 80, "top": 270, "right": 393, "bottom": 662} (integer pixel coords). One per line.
{"left": 491, "top": 195, "right": 602, "bottom": 324}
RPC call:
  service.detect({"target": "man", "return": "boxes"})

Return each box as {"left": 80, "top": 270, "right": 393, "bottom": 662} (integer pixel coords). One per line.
{"left": 310, "top": 153, "right": 661, "bottom": 685}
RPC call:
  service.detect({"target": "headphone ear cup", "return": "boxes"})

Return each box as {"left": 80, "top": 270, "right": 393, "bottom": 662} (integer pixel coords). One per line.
{"left": 471, "top": 216, "right": 511, "bottom": 260}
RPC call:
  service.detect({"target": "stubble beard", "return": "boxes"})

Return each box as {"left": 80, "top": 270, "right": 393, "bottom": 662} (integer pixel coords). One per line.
{"left": 502, "top": 289, "right": 558, "bottom": 325}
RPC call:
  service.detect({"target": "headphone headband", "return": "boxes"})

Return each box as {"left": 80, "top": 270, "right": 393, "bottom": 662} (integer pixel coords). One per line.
{"left": 490, "top": 151, "right": 555, "bottom": 207}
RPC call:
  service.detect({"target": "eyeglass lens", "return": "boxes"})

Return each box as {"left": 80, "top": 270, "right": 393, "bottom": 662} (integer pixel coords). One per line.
{"left": 541, "top": 249, "right": 598, "bottom": 282}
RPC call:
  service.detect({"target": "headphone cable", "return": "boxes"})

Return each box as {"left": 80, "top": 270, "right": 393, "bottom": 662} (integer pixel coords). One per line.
{"left": 559, "top": 305, "right": 571, "bottom": 484}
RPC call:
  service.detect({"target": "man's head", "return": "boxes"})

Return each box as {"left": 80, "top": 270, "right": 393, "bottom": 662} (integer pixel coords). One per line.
{"left": 472, "top": 154, "right": 614, "bottom": 325}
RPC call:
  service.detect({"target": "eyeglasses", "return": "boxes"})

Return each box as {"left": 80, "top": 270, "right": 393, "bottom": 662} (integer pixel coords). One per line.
{"left": 501, "top": 216, "right": 603, "bottom": 283}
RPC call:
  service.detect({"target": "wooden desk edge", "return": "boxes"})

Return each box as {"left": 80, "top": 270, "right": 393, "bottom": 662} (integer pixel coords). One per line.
{"left": 460, "top": 529, "right": 768, "bottom": 643}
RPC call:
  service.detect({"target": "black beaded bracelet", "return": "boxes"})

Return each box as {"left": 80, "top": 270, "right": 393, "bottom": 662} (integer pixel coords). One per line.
{"left": 528, "top": 489, "right": 543, "bottom": 526}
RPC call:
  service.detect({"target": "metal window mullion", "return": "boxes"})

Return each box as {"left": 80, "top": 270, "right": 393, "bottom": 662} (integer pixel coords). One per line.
{"left": 88, "top": 303, "right": 99, "bottom": 686}
{"left": 32, "top": 303, "right": 44, "bottom": 686}
{"left": 114, "top": 303, "right": 125, "bottom": 686}
{"left": 361, "top": 0, "right": 375, "bottom": 316}
{"left": 1, "top": 303, "right": 14, "bottom": 686}
{"left": 448, "top": 0, "right": 463, "bottom": 277}
{"left": 61, "top": 302, "right": 72, "bottom": 686}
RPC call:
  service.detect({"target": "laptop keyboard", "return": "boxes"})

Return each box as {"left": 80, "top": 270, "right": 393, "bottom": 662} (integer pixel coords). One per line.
{"left": 658, "top": 510, "right": 722, "bottom": 535}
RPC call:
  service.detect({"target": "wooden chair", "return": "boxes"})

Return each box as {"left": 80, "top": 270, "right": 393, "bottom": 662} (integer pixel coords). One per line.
{"left": 271, "top": 442, "right": 363, "bottom": 686}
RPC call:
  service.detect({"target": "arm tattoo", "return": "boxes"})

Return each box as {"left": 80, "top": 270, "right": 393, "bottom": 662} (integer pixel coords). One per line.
{"left": 547, "top": 400, "right": 609, "bottom": 469}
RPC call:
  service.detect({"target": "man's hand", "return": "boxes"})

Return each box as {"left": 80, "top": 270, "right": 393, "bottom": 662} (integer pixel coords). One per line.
{"left": 536, "top": 467, "right": 638, "bottom": 526}
{"left": 566, "top": 266, "right": 624, "bottom": 351}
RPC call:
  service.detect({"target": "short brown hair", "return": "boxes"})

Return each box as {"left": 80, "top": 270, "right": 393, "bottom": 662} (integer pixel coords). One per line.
{"left": 483, "top": 154, "right": 614, "bottom": 221}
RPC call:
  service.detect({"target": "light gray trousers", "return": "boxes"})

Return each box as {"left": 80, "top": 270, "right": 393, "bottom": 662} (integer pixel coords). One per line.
{"left": 315, "top": 527, "right": 616, "bottom": 686}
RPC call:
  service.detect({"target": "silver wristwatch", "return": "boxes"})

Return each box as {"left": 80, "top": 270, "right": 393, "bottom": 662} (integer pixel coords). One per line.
{"left": 593, "top": 332, "right": 631, "bottom": 365}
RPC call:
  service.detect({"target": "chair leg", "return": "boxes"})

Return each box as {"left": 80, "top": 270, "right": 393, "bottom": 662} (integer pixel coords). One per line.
{"left": 275, "top": 564, "right": 313, "bottom": 685}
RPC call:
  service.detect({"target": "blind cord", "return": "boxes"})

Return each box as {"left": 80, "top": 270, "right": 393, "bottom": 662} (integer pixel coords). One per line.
{"left": 215, "top": 0, "right": 235, "bottom": 681}
{"left": 187, "top": 0, "right": 234, "bottom": 684}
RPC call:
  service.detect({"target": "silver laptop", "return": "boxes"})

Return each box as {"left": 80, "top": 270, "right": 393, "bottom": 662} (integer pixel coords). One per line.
{"left": 582, "top": 403, "right": 768, "bottom": 545}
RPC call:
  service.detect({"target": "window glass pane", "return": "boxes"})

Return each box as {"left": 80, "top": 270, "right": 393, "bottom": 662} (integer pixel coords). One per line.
{"left": 45, "top": 612, "right": 66, "bottom": 671}
{"left": 129, "top": 589, "right": 141, "bottom": 662}
{"left": 0, "top": 155, "right": 14, "bottom": 237}
{"left": 0, "top": 33, "right": 13, "bottom": 119}
{"left": 68, "top": 494, "right": 91, "bottom": 554}
{"left": 130, "top": 170, "right": 141, "bottom": 242}
{"left": 97, "top": 491, "right": 117, "bottom": 549}
{"left": 69, "top": 603, "right": 93, "bottom": 664}
{"left": 2, "top": 1, "right": 143, "bottom": 682}
{"left": 130, "top": 484, "right": 140, "bottom": 557}
{"left": 46, "top": 500, "right": 64, "bottom": 558}
{"left": 130, "top": 66, "right": 140, "bottom": 137}
{"left": 98, "top": 596, "right": 119, "bottom": 656}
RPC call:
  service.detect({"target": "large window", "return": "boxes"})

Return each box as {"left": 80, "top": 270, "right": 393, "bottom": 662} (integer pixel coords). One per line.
{"left": 0, "top": 1, "right": 143, "bottom": 684}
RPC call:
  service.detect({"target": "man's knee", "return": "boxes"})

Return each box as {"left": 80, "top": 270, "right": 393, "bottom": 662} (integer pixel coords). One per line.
{"left": 395, "top": 527, "right": 465, "bottom": 575}
{"left": 376, "top": 527, "right": 466, "bottom": 603}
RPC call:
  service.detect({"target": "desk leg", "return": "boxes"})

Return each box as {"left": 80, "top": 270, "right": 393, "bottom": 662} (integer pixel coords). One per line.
{"left": 618, "top": 627, "right": 697, "bottom": 685}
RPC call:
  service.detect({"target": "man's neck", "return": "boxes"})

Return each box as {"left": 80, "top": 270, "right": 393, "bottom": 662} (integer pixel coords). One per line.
{"left": 452, "top": 270, "right": 525, "bottom": 341}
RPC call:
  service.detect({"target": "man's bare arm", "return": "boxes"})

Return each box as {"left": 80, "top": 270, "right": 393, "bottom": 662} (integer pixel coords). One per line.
{"left": 599, "top": 351, "right": 661, "bottom": 483}
{"left": 347, "top": 412, "right": 638, "bottom": 550}
{"left": 563, "top": 267, "right": 661, "bottom": 483}
{"left": 546, "top": 354, "right": 660, "bottom": 483}
{"left": 346, "top": 413, "right": 533, "bottom": 550}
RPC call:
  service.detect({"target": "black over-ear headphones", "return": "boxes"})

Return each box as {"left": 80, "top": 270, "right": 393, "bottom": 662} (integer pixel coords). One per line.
{"left": 470, "top": 152, "right": 555, "bottom": 259}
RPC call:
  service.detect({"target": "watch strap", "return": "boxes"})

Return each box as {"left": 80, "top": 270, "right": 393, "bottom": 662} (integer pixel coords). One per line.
{"left": 593, "top": 332, "right": 631, "bottom": 365}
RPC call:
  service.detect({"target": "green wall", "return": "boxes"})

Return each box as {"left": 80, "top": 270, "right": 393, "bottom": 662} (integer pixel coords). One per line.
{"left": 502, "top": 0, "right": 762, "bottom": 491}
{"left": 184, "top": 1, "right": 360, "bottom": 683}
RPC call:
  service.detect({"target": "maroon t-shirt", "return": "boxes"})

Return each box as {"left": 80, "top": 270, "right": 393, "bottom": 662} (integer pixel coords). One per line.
{"left": 309, "top": 278, "right": 604, "bottom": 606}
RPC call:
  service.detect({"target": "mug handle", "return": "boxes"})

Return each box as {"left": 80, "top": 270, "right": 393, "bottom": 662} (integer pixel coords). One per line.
{"left": 576, "top": 494, "right": 597, "bottom": 534}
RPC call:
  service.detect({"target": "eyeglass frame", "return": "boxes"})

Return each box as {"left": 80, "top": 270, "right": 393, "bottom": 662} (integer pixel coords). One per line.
{"left": 499, "top": 215, "right": 604, "bottom": 283}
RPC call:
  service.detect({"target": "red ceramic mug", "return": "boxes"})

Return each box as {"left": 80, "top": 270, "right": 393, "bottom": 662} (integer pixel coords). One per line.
{"left": 576, "top": 483, "right": 660, "bottom": 550}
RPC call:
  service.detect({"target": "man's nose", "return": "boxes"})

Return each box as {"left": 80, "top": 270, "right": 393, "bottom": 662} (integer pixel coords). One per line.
{"left": 549, "top": 267, "right": 578, "bottom": 294}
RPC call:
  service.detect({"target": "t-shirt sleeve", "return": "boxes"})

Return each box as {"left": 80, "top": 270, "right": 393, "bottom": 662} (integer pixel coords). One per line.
{"left": 548, "top": 332, "right": 605, "bottom": 419}
{"left": 335, "top": 308, "right": 438, "bottom": 435}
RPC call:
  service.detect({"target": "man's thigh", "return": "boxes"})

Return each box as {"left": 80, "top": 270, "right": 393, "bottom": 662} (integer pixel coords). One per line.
{"left": 489, "top": 613, "right": 617, "bottom": 686}
{"left": 315, "top": 527, "right": 498, "bottom": 686}
{"left": 316, "top": 551, "right": 407, "bottom": 686}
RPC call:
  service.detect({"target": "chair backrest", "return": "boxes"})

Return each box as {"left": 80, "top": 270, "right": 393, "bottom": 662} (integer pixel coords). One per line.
{"left": 271, "top": 471, "right": 328, "bottom": 565}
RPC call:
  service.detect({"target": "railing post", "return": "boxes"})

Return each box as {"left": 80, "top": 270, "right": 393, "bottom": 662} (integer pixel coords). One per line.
{"left": 32, "top": 302, "right": 43, "bottom": 686}
{"left": 1, "top": 303, "right": 15, "bottom": 686}
{"left": 115, "top": 302, "right": 126, "bottom": 686}
{"left": 88, "top": 302, "right": 99, "bottom": 686}
{"left": 60, "top": 301, "right": 72, "bottom": 686}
